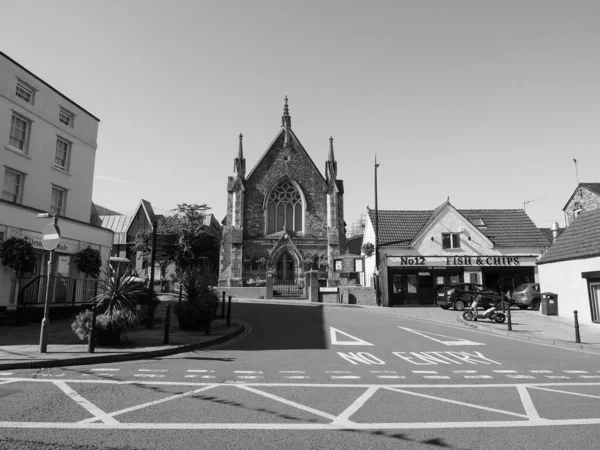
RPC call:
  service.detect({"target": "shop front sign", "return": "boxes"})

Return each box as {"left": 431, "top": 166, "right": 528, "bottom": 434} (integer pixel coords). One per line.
{"left": 387, "top": 255, "right": 538, "bottom": 267}
{"left": 15, "top": 230, "right": 74, "bottom": 254}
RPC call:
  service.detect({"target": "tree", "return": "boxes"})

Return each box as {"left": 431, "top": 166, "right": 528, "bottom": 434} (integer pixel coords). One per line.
{"left": 74, "top": 246, "right": 102, "bottom": 277}
{"left": 0, "top": 237, "right": 36, "bottom": 274}
{"left": 131, "top": 203, "right": 220, "bottom": 271}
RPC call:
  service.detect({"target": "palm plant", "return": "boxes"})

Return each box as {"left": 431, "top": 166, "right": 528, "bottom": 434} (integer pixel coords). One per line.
{"left": 175, "top": 262, "right": 219, "bottom": 329}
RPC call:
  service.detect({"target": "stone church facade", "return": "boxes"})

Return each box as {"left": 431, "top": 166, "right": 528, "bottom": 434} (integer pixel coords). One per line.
{"left": 218, "top": 96, "right": 347, "bottom": 289}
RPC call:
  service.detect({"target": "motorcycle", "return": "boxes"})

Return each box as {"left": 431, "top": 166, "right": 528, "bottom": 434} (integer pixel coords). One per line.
{"left": 462, "top": 298, "right": 506, "bottom": 323}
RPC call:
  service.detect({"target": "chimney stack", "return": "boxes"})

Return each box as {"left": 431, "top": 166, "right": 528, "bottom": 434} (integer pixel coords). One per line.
{"left": 551, "top": 222, "right": 560, "bottom": 243}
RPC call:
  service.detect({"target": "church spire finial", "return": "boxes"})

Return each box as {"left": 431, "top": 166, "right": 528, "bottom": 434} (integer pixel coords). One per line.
{"left": 326, "top": 136, "right": 337, "bottom": 183}
{"left": 238, "top": 133, "right": 244, "bottom": 159}
{"left": 234, "top": 133, "right": 246, "bottom": 179}
{"left": 328, "top": 136, "right": 335, "bottom": 162}
{"left": 281, "top": 93, "right": 292, "bottom": 129}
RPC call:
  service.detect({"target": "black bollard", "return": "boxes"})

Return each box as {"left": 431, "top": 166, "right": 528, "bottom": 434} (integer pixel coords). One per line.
{"left": 88, "top": 305, "right": 97, "bottom": 353}
{"left": 574, "top": 310, "right": 581, "bottom": 343}
{"left": 507, "top": 301, "right": 512, "bottom": 331}
{"left": 205, "top": 306, "right": 212, "bottom": 336}
{"left": 221, "top": 291, "right": 226, "bottom": 319}
{"left": 227, "top": 295, "right": 232, "bottom": 326}
{"left": 163, "top": 304, "right": 171, "bottom": 345}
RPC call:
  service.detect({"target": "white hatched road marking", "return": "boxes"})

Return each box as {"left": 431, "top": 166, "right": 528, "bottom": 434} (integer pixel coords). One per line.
{"left": 507, "top": 375, "right": 536, "bottom": 379}
{"left": 235, "top": 371, "right": 263, "bottom": 374}
{"left": 465, "top": 375, "right": 493, "bottom": 379}
{"left": 138, "top": 369, "right": 168, "bottom": 373}
{"left": 185, "top": 375, "right": 216, "bottom": 379}
{"left": 530, "top": 370, "right": 553, "bottom": 374}
{"left": 134, "top": 374, "right": 164, "bottom": 378}
{"left": 546, "top": 376, "right": 570, "bottom": 379}
{"left": 38, "top": 373, "right": 65, "bottom": 377}
{"left": 54, "top": 381, "right": 118, "bottom": 425}
{"left": 331, "top": 376, "right": 360, "bottom": 379}
{"left": 326, "top": 371, "right": 352, "bottom": 374}
{"left": 370, "top": 370, "right": 397, "bottom": 374}
{"left": 516, "top": 385, "right": 540, "bottom": 419}
{"left": 564, "top": 370, "right": 588, "bottom": 374}
{"left": 424, "top": 376, "right": 451, "bottom": 379}
{"left": 332, "top": 386, "right": 379, "bottom": 426}
{"left": 377, "top": 376, "right": 405, "bottom": 379}
{"left": 453, "top": 370, "right": 478, "bottom": 374}
{"left": 187, "top": 370, "right": 215, "bottom": 373}
{"left": 279, "top": 371, "right": 305, "bottom": 374}
{"left": 413, "top": 371, "right": 438, "bottom": 374}
{"left": 493, "top": 370, "right": 518, "bottom": 373}
{"left": 581, "top": 376, "right": 600, "bottom": 379}
{"left": 0, "top": 372, "right": 14, "bottom": 376}
{"left": 282, "top": 376, "right": 310, "bottom": 379}
{"left": 236, "top": 376, "right": 264, "bottom": 380}
{"left": 397, "top": 327, "right": 486, "bottom": 346}
{"left": 91, "top": 368, "right": 119, "bottom": 372}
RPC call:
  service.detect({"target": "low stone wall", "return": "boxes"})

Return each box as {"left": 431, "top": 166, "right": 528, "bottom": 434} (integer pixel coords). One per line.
{"left": 214, "top": 286, "right": 267, "bottom": 300}
{"left": 339, "top": 286, "right": 377, "bottom": 306}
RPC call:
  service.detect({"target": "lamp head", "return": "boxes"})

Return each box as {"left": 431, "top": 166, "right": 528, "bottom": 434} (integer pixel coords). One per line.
{"left": 37, "top": 213, "right": 54, "bottom": 219}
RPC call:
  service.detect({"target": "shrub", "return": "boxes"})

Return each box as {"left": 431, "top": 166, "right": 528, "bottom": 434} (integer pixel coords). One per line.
{"left": 0, "top": 237, "right": 36, "bottom": 274}
{"left": 71, "top": 308, "right": 138, "bottom": 342}
{"left": 361, "top": 242, "right": 375, "bottom": 257}
{"left": 74, "top": 246, "right": 102, "bottom": 277}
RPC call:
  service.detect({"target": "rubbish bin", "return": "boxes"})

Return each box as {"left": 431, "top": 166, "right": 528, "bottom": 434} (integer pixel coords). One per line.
{"left": 541, "top": 292, "right": 558, "bottom": 316}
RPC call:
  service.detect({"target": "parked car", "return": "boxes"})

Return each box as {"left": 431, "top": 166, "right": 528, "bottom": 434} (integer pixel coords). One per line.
{"left": 511, "top": 283, "right": 541, "bottom": 310}
{"left": 437, "top": 283, "right": 504, "bottom": 311}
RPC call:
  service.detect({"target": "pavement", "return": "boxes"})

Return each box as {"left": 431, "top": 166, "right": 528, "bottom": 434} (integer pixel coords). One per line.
{"left": 1, "top": 295, "right": 599, "bottom": 370}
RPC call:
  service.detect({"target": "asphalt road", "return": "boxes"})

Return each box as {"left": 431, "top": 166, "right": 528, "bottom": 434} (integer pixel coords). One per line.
{"left": 1, "top": 302, "right": 599, "bottom": 450}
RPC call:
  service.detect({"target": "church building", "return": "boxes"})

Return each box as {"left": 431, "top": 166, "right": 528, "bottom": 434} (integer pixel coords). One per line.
{"left": 218, "top": 96, "right": 347, "bottom": 293}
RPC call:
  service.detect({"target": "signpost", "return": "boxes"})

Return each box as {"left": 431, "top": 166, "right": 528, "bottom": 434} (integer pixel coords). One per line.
{"left": 39, "top": 215, "right": 60, "bottom": 353}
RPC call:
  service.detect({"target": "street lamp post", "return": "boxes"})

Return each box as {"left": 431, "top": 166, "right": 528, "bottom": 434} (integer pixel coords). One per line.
{"left": 37, "top": 213, "right": 60, "bottom": 353}
{"left": 374, "top": 155, "right": 381, "bottom": 307}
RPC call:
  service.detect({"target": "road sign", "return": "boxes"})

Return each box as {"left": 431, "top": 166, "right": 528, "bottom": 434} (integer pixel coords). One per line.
{"left": 42, "top": 223, "right": 61, "bottom": 251}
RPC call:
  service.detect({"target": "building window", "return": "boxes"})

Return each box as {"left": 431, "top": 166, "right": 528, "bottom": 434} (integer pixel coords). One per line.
{"left": 59, "top": 108, "right": 73, "bottom": 127}
{"left": 2, "top": 168, "right": 24, "bottom": 203}
{"left": 54, "top": 137, "right": 71, "bottom": 171}
{"left": 266, "top": 179, "right": 303, "bottom": 234}
{"left": 51, "top": 186, "right": 67, "bottom": 216}
{"left": 442, "top": 233, "right": 461, "bottom": 249}
{"left": 9, "top": 114, "right": 30, "bottom": 152}
{"left": 15, "top": 82, "right": 34, "bottom": 103}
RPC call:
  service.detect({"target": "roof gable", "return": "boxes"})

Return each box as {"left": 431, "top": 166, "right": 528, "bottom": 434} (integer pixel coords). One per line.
{"left": 538, "top": 207, "right": 600, "bottom": 264}
{"left": 562, "top": 182, "right": 600, "bottom": 211}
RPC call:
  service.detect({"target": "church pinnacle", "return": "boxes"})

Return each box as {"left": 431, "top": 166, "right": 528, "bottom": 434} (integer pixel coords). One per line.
{"left": 281, "top": 93, "right": 291, "bottom": 129}
{"left": 326, "top": 136, "right": 337, "bottom": 183}
{"left": 234, "top": 133, "right": 246, "bottom": 179}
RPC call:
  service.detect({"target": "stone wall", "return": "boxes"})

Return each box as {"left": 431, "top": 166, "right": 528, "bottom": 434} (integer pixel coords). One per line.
{"left": 565, "top": 187, "right": 600, "bottom": 226}
{"left": 339, "top": 287, "right": 377, "bottom": 306}
{"left": 215, "top": 286, "right": 267, "bottom": 300}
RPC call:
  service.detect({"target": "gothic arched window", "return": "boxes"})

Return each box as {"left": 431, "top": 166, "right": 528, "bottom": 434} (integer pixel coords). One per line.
{"left": 267, "top": 179, "right": 303, "bottom": 234}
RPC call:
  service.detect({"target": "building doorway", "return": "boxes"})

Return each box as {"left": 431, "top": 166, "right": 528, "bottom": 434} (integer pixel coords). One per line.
{"left": 273, "top": 251, "right": 303, "bottom": 297}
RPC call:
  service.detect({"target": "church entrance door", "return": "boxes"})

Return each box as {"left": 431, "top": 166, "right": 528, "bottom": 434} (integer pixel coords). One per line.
{"left": 273, "top": 251, "right": 304, "bottom": 298}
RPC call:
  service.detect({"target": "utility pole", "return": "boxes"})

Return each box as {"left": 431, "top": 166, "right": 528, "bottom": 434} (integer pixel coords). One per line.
{"left": 147, "top": 220, "right": 158, "bottom": 329}
{"left": 374, "top": 154, "right": 381, "bottom": 307}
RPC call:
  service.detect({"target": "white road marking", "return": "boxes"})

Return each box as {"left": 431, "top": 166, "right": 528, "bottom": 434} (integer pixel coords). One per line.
{"left": 581, "top": 376, "right": 600, "bottom": 379}
{"left": 0, "top": 372, "right": 14, "bottom": 376}
{"left": 464, "top": 375, "right": 493, "bottom": 379}
{"left": 493, "top": 370, "right": 518, "bottom": 373}
{"left": 94, "top": 374, "right": 114, "bottom": 377}
{"left": 507, "top": 375, "right": 536, "bottom": 379}
{"left": 184, "top": 375, "right": 215, "bottom": 379}
{"left": 54, "top": 381, "right": 118, "bottom": 424}
{"left": 397, "top": 327, "right": 485, "bottom": 346}
{"left": 453, "top": 370, "right": 478, "bottom": 373}
{"left": 545, "top": 376, "right": 570, "bottom": 379}
{"left": 326, "top": 371, "right": 352, "bottom": 374}
{"left": 187, "top": 370, "right": 215, "bottom": 373}
{"left": 282, "top": 376, "right": 310, "bottom": 379}
{"left": 0, "top": 380, "right": 15, "bottom": 385}
{"left": 530, "top": 370, "right": 553, "bottom": 373}
{"left": 370, "top": 371, "right": 396, "bottom": 374}
{"left": 377, "top": 376, "right": 405, "bottom": 379}
{"left": 516, "top": 385, "right": 540, "bottom": 419}
{"left": 564, "top": 370, "right": 588, "bottom": 374}
{"left": 38, "top": 373, "right": 65, "bottom": 377}
{"left": 236, "top": 376, "right": 264, "bottom": 380}
{"left": 424, "top": 376, "right": 451, "bottom": 379}
{"left": 331, "top": 376, "right": 360, "bottom": 379}
{"left": 80, "top": 385, "right": 218, "bottom": 423}
{"left": 90, "top": 368, "right": 119, "bottom": 372}
{"left": 133, "top": 374, "right": 164, "bottom": 378}
{"left": 530, "top": 386, "right": 600, "bottom": 400}
{"left": 330, "top": 327, "right": 373, "bottom": 346}
{"left": 333, "top": 386, "right": 379, "bottom": 425}
{"left": 385, "top": 386, "right": 529, "bottom": 419}
{"left": 234, "top": 371, "right": 263, "bottom": 374}
{"left": 279, "top": 371, "right": 305, "bottom": 374}
{"left": 138, "top": 369, "right": 168, "bottom": 373}
{"left": 413, "top": 371, "right": 438, "bottom": 374}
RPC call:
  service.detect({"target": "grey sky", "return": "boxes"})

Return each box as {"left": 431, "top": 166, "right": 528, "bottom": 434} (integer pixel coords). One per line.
{"left": 2, "top": 0, "right": 599, "bottom": 228}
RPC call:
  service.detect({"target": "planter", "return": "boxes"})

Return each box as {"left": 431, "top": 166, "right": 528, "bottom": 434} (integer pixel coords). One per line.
{"left": 96, "top": 327, "right": 123, "bottom": 346}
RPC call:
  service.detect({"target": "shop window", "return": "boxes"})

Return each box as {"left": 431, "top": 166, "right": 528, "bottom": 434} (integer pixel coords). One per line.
{"left": 589, "top": 282, "right": 600, "bottom": 323}
{"left": 469, "top": 273, "right": 478, "bottom": 284}
{"left": 442, "top": 233, "right": 461, "bottom": 249}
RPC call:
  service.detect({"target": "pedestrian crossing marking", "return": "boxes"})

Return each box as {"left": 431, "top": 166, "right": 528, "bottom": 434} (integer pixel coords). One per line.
{"left": 329, "top": 327, "right": 373, "bottom": 346}
{"left": 397, "top": 327, "right": 485, "bottom": 346}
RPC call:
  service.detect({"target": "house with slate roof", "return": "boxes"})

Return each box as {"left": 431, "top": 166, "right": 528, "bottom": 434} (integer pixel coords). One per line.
{"left": 562, "top": 182, "right": 600, "bottom": 227}
{"left": 362, "top": 200, "right": 549, "bottom": 307}
{"left": 537, "top": 207, "right": 600, "bottom": 324}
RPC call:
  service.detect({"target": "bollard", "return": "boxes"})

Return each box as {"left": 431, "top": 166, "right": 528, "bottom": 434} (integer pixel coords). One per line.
{"left": 574, "top": 310, "right": 581, "bottom": 343}
{"left": 221, "top": 291, "right": 226, "bottom": 319}
{"left": 227, "top": 295, "right": 232, "bottom": 326}
{"left": 163, "top": 304, "right": 171, "bottom": 345}
{"left": 88, "top": 305, "right": 97, "bottom": 353}
{"left": 507, "top": 301, "right": 512, "bottom": 331}
{"left": 205, "top": 306, "right": 212, "bottom": 336}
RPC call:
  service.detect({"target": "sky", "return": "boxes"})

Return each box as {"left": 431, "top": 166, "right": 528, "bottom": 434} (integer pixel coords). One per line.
{"left": 2, "top": 0, "right": 599, "bottom": 230}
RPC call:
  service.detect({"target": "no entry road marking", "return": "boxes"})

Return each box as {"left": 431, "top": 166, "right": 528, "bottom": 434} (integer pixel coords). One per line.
{"left": 398, "top": 327, "right": 485, "bottom": 346}
{"left": 330, "top": 327, "right": 373, "bottom": 346}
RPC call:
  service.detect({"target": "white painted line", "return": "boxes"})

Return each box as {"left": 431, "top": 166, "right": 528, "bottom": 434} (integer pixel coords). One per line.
{"left": 377, "top": 376, "right": 405, "bottom": 379}
{"left": 38, "top": 373, "right": 65, "bottom": 377}
{"left": 133, "top": 374, "right": 164, "bottom": 378}
{"left": 0, "top": 380, "right": 15, "bottom": 385}
{"left": 326, "top": 371, "right": 352, "bottom": 374}
{"left": 184, "top": 375, "right": 215, "bottom": 379}
{"left": 283, "top": 376, "right": 310, "bottom": 379}
{"left": 330, "top": 327, "right": 373, "bottom": 346}
{"left": 493, "top": 370, "right": 518, "bottom": 373}
{"left": 453, "top": 370, "right": 478, "bottom": 374}
{"left": 234, "top": 371, "right": 263, "bottom": 374}
{"left": 370, "top": 371, "right": 397, "bottom": 374}
{"left": 44, "top": 233, "right": 59, "bottom": 240}
{"left": 333, "top": 386, "right": 379, "bottom": 425}
{"left": 90, "top": 368, "right": 119, "bottom": 372}
{"left": 545, "top": 376, "right": 570, "bottom": 379}
{"left": 464, "top": 375, "right": 493, "bottom": 379}
{"left": 413, "top": 371, "right": 438, "bottom": 374}
{"left": 385, "top": 386, "right": 529, "bottom": 419}
{"left": 516, "top": 385, "right": 540, "bottom": 419}
{"left": 397, "top": 327, "right": 485, "bottom": 346}
{"left": 94, "top": 374, "right": 114, "bottom": 377}
{"left": 424, "top": 376, "right": 451, "bottom": 379}
{"left": 507, "top": 375, "right": 536, "bottom": 379}
{"left": 531, "top": 386, "right": 600, "bottom": 400}
{"left": 564, "top": 370, "right": 588, "bottom": 374}
{"left": 138, "top": 369, "right": 168, "bottom": 373}
{"left": 581, "top": 375, "right": 600, "bottom": 379}
{"left": 80, "top": 385, "right": 218, "bottom": 423}
{"left": 236, "top": 376, "right": 264, "bottom": 380}
{"left": 331, "top": 376, "right": 360, "bottom": 379}
{"left": 187, "top": 370, "right": 215, "bottom": 373}
{"left": 0, "top": 372, "right": 14, "bottom": 376}
{"left": 54, "top": 381, "right": 119, "bottom": 424}
{"left": 529, "top": 370, "right": 553, "bottom": 374}
{"left": 279, "top": 371, "right": 305, "bottom": 374}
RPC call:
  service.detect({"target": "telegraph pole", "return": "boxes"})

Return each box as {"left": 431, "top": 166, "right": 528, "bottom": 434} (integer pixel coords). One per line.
{"left": 374, "top": 155, "right": 381, "bottom": 306}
